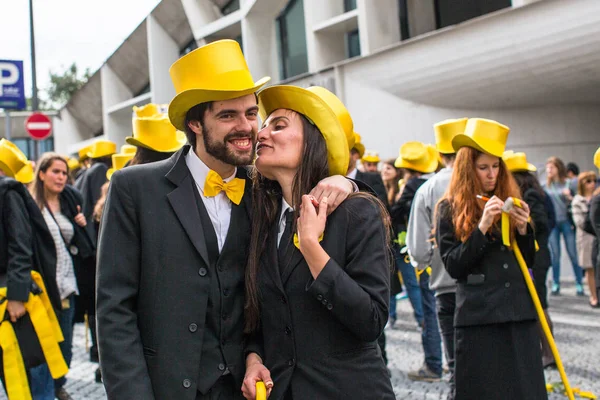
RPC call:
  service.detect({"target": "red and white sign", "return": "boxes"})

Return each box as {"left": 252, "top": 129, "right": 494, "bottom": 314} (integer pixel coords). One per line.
{"left": 25, "top": 112, "right": 52, "bottom": 140}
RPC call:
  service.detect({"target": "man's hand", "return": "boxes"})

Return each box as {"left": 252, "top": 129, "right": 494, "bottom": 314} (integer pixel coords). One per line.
{"left": 242, "top": 353, "right": 273, "bottom": 399}
{"left": 309, "top": 175, "right": 353, "bottom": 215}
{"left": 7, "top": 300, "right": 26, "bottom": 323}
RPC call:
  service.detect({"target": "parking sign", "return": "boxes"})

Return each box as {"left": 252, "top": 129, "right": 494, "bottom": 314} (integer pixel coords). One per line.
{"left": 0, "top": 60, "right": 26, "bottom": 110}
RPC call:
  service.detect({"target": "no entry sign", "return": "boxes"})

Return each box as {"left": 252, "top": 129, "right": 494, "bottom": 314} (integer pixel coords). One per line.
{"left": 25, "top": 112, "right": 52, "bottom": 140}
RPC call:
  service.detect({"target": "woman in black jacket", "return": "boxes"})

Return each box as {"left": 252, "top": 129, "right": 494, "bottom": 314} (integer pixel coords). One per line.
{"left": 242, "top": 86, "right": 394, "bottom": 400}
{"left": 30, "top": 153, "right": 93, "bottom": 400}
{"left": 504, "top": 151, "right": 556, "bottom": 368}
{"left": 435, "top": 119, "right": 546, "bottom": 399}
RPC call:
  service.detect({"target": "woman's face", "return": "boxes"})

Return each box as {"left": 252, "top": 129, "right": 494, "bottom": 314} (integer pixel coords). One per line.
{"left": 546, "top": 163, "right": 558, "bottom": 180}
{"left": 40, "top": 160, "right": 68, "bottom": 195}
{"left": 380, "top": 163, "right": 397, "bottom": 182}
{"left": 475, "top": 152, "right": 500, "bottom": 193}
{"left": 255, "top": 109, "right": 304, "bottom": 179}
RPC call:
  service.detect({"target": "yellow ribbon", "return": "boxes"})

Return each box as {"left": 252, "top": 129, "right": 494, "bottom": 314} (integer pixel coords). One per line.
{"left": 0, "top": 271, "right": 68, "bottom": 399}
{"left": 256, "top": 381, "right": 267, "bottom": 400}
{"left": 293, "top": 233, "right": 324, "bottom": 249}
{"left": 203, "top": 170, "right": 245, "bottom": 205}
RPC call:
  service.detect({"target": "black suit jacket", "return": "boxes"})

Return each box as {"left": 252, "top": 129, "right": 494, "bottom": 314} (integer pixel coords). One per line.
{"left": 76, "top": 162, "right": 108, "bottom": 242}
{"left": 250, "top": 195, "right": 394, "bottom": 400}
{"left": 355, "top": 171, "right": 388, "bottom": 207}
{"left": 96, "top": 146, "right": 252, "bottom": 400}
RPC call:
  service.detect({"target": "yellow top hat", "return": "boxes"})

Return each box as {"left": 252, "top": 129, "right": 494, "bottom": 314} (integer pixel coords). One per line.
{"left": 452, "top": 118, "right": 510, "bottom": 157}
{"left": 434, "top": 118, "right": 468, "bottom": 154}
{"left": 352, "top": 133, "right": 365, "bottom": 158}
{"left": 168, "top": 39, "right": 271, "bottom": 132}
{"left": 0, "top": 139, "right": 28, "bottom": 178}
{"left": 87, "top": 140, "right": 117, "bottom": 159}
{"left": 394, "top": 141, "right": 439, "bottom": 173}
{"left": 502, "top": 150, "right": 536, "bottom": 172}
{"left": 127, "top": 104, "right": 187, "bottom": 152}
{"left": 66, "top": 157, "right": 80, "bottom": 171}
{"left": 119, "top": 144, "right": 138, "bottom": 155}
{"left": 593, "top": 147, "right": 600, "bottom": 170}
{"left": 362, "top": 150, "right": 380, "bottom": 163}
{"left": 78, "top": 144, "right": 94, "bottom": 161}
{"left": 14, "top": 161, "right": 35, "bottom": 184}
{"left": 258, "top": 85, "right": 354, "bottom": 177}
{"left": 107, "top": 151, "right": 135, "bottom": 181}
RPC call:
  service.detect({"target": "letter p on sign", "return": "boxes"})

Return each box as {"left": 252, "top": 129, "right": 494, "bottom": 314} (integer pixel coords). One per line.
{"left": 0, "top": 62, "right": 19, "bottom": 96}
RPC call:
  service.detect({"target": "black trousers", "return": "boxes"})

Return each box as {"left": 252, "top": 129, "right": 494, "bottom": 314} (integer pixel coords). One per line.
{"left": 436, "top": 292, "right": 456, "bottom": 399}
{"left": 195, "top": 375, "right": 243, "bottom": 400}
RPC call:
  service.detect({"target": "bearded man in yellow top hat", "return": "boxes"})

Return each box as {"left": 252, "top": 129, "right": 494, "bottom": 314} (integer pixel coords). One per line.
{"left": 97, "top": 39, "right": 358, "bottom": 400}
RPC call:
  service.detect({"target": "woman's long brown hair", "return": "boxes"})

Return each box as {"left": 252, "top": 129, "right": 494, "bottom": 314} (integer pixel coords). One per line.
{"left": 244, "top": 111, "right": 390, "bottom": 333}
{"left": 443, "top": 147, "right": 521, "bottom": 243}
{"left": 30, "top": 152, "right": 69, "bottom": 210}
{"left": 546, "top": 156, "right": 567, "bottom": 186}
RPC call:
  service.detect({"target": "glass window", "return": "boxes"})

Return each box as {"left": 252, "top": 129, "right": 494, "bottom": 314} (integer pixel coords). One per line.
{"left": 344, "top": 0, "right": 357, "bottom": 12}
{"left": 434, "top": 0, "right": 511, "bottom": 29}
{"left": 13, "top": 138, "right": 31, "bottom": 159}
{"left": 277, "top": 0, "right": 309, "bottom": 80}
{"left": 11, "top": 137, "right": 54, "bottom": 160}
{"left": 398, "top": 0, "right": 410, "bottom": 40}
{"left": 346, "top": 30, "right": 361, "bottom": 58}
{"left": 221, "top": 0, "right": 240, "bottom": 15}
{"left": 180, "top": 38, "right": 198, "bottom": 56}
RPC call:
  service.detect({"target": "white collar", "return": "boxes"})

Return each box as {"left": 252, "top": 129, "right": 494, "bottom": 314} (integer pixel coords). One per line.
{"left": 346, "top": 168, "right": 358, "bottom": 179}
{"left": 279, "top": 197, "right": 293, "bottom": 225}
{"left": 185, "top": 148, "right": 237, "bottom": 189}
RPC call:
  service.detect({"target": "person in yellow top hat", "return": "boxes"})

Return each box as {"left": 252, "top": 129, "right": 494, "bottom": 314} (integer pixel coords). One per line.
{"left": 347, "top": 132, "right": 365, "bottom": 175}
{"left": 241, "top": 85, "right": 395, "bottom": 400}
{"left": 14, "top": 161, "right": 35, "bottom": 187}
{"left": 346, "top": 133, "right": 388, "bottom": 206}
{"left": 96, "top": 40, "right": 356, "bottom": 400}
{"left": 126, "top": 103, "right": 187, "bottom": 165}
{"left": 404, "top": 118, "right": 467, "bottom": 388}
{"left": 434, "top": 118, "right": 546, "bottom": 399}
{"left": 106, "top": 145, "right": 137, "bottom": 180}
{"left": 362, "top": 150, "right": 381, "bottom": 173}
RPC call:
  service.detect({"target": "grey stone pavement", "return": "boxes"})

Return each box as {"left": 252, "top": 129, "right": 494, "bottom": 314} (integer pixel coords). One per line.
{"left": 1, "top": 281, "right": 597, "bottom": 399}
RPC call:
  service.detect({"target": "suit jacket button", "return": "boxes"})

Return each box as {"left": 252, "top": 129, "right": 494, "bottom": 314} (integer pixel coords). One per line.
{"left": 218, "top": 363, "right": 226, "bottom": 371}
{"left": 317, "top": 294, "right": 323, "bottom": 301}
{"left": 280, "top": 296, "right": 287, "bottom": 304}
{"left": 182, "top": 379, "right": 191, "bottom": 388}
{"left": 503, "top": 263, "right": 509, "bottom": 269}
{"left": 321, "top": 299, "right": 328, "bottom": 305}
{"left": 327, "top": 303, "right": 333, "bottom": 310}
{"left": 288, "top": 359, "right": 295, "bottom": 366}
{"left": 189, "top": 323, "right": 198, "bottom": 333}
{"left": 285, "top": 326, "right": 292, "bottom": 335}
{"left": 198, "top": 267, "right": 208, "bottom": 277}
{"left": 505, "top": 282, "right": 511, "bottom": 288}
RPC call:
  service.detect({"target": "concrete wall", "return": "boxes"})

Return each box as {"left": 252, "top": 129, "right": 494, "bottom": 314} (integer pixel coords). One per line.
{"left": 147, "top": 15, "right": 179, "bottom": 105}
{"left": 53, "top": 109, "right": 88, "bottom": 155}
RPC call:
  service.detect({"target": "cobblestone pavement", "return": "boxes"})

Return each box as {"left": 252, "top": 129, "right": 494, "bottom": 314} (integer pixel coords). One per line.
{"left": 1, "top": 282, "right": 597, "bottom": 399}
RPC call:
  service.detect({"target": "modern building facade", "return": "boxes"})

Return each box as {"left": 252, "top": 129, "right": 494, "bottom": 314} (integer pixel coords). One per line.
{"left": 32, "top": 0, "right": 600, "bottom": 171}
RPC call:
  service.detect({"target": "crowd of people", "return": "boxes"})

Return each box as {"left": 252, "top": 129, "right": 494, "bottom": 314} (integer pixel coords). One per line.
{"left": 0, "top": 38, "right": 599, "bottom": 400}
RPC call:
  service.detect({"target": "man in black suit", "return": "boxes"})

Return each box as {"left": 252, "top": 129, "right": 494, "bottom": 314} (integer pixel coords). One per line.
{"left": 96, "top": 40, "right": 354, "bottom": 400}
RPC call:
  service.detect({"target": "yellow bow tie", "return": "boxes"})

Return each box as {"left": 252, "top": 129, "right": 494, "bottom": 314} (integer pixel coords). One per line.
{"left": 203, "top": 170, "right": 245, "bottom": 205}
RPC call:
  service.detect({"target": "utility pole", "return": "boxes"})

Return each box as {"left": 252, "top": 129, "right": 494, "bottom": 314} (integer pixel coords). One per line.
{"left": 29, "top": 0, "right": 40, "bottom": 159}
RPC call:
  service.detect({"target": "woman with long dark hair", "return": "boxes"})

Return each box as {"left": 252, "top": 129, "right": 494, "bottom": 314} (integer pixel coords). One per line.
{"left": 504, "top": 150, "right": 556, "bottom": 368}
{"left": 241, "top": 86, "right": 394, "bottom": 400}
{"left": 30, "top": 152, "right": 94, "bottom": 400}
{"left": 435, "top": 119, "right": 546, "bottom": 399}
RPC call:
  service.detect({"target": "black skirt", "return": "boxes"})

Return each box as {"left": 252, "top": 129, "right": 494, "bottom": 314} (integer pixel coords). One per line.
{"left": 455, "top": 320, "right": 547, "bottom": 400}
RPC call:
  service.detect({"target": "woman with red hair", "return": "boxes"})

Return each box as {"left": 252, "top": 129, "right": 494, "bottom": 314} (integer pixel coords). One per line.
{"left": 435, "top": 119, "right": 547, "bottom": 399}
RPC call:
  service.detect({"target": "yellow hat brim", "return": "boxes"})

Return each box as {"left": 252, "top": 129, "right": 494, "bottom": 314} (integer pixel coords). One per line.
{"left": 106, "top": 168, "right": 115, "bottom": 181}
{"left": 394, "top": 153, "right": 439, "bottom": 173}
{"left": 362, "top": 156, "right": 380, "bottom": 163}
{"left": 452, "top": 134, "right": 505, "bottom": 158}
{"left": 14, "top": 163, "right": 34, "bottom": 184}
{"left": 168, "top": 76, "right": 270, "bottom": 132}
{"left": 436, "top": 142, "right": 456, "bottom": 155}
{"left": 126, "top": 131, "right": 187, "bottom": 153}
{"left": 510, "top": 163, "right": 537, "bottom": 173}
{"left": 258, "top": 85, "right": 351, "bottom": 177}
{"left": 594, "top": 147, "right": 600, "bottom": 170}
{"left": 353, "top": 142, "right": 365, "bottom": 158}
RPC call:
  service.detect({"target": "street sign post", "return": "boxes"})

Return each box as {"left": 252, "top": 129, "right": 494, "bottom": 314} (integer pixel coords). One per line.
{"left": 0, "top": 60, "right": 26, "bottom": 110}
{"left": 25, "top": 112, "right": 52, "bottom": 140}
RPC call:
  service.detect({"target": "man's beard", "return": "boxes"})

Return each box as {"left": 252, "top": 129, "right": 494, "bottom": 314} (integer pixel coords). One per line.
{"left": 203, "top": 126, "right": 255, "bottom": 166}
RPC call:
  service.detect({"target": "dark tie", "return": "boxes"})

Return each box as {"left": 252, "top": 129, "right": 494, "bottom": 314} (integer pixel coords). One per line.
{"left": 278, "top": 209, "right": 294, "bottom": 266}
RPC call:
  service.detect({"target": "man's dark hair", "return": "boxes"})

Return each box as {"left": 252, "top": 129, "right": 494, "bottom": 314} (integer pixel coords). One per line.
{"left": 129, "top": 147, "right": 175, "bottom": 166}
{"left": 566, "top": 162, "right": 579, "bottom": 176}
{"left": 441, "top": 153, "right": 456, "bottom": 164}
{"left": 183, "top": 102, "right": 213, "bottom": 149}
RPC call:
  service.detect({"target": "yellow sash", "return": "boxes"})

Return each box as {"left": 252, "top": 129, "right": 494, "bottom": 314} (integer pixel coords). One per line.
{"left": 0, "top": 271, "right": 68, "bottom": 399}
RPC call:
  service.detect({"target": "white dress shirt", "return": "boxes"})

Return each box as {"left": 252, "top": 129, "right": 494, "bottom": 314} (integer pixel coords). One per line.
{"left": 277, "top": 198, "right": 294, "bottom": 247}
{"left": 185, "top": 149, "right": 237, "bottom": 252}
{"left": 346, "top": 168, "right": 358, "bottom": 179}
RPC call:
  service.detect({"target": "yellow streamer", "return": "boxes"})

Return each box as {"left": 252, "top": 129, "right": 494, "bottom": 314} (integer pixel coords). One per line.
{"left": 0, "top": 305, "right": 32, "bottom": 400}
{"left": 256, "top": 381, "right": 267, "bottom": 400}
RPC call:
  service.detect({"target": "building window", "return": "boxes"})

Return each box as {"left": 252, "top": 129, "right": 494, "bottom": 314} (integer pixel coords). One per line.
{"left": 12, "top": 137, "right": 54, "bottom": 160}
{"left": 345, "top": 30, "right": 360, "bottom": 59}
{"left": 344, "top": 0, "right": 357, "bottom": 12}
{"left": 221, "top": 0, "right": 240, "bottom": 15}
{"left": 276, "top": 0, "right": 309, "bottom": 80}
{"left": 434, "top": 0, "right": 511, "bottom": 29}
{"left": 180, "top": 38, "right": 198, "bottom": 56}
{"left": 235, "top": 35, "right": 243, "bottom": 52}
{"left": 398, "top": 0, "right": 410, "bottom": 40}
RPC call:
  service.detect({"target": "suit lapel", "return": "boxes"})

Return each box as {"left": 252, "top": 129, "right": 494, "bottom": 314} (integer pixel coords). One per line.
{"left": 262, "top": 206, "right": 286, "bottom": 294}
{"left": 220, "top": 168, "right": 252, "bottom": 255}
{"left": 281, "top": 243, "right": 305, "bottom": 285}
{"left": 165, "top": 146, "right": 210, "bottom": 268}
